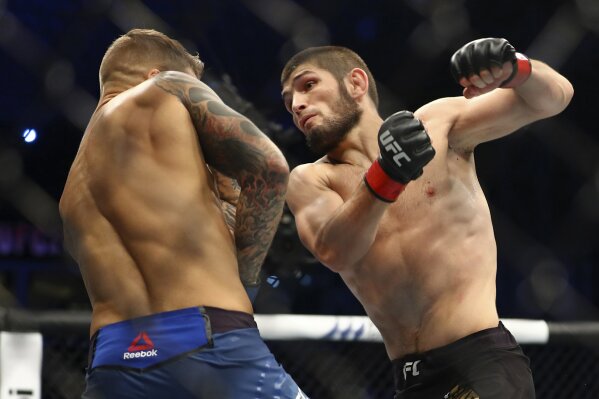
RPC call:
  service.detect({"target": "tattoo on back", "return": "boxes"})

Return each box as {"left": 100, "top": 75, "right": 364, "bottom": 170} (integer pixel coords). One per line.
{"left": 153, "top": 71, "right": 287, "bottom": 285}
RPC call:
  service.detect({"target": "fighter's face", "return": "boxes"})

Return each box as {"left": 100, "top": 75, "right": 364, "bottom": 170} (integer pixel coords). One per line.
{"left": 282, "top": 66, "right": 362, "bottom": 156}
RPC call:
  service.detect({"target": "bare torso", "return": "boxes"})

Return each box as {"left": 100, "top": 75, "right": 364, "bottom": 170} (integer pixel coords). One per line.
{"left": 59, "top": 80, "right": 252, "bottom": 336}
{"left": 298, "top": 114, "right": 499, "bottom": 360}
{"left": 285, "top": 58, "right": 572, "bottom": 361}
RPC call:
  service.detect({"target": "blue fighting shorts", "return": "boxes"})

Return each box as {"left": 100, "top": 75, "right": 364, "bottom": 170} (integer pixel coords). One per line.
{"left": 83, "top": 306, "right": 308, "bottom": 398}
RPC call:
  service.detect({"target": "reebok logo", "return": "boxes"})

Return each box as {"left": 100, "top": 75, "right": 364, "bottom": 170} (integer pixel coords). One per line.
{"left": 128, "top": 331, "right": 154, "bottom": 351}
{"left": 123, "top": 349, "right": 158, "bottom": 359}
{"left": 123, "top": 331, "right": 159, "bottom": 360}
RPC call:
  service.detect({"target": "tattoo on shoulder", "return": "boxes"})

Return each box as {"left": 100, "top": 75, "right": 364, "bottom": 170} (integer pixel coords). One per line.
{"left": 189, "top": 87, "right": 215, "bottom": 104}
{"left": 153, "top": 72, "right": 212, "bottom": 104}
{"left": 207, "top": 101, "right": 240, "bottom": 118}
{"left": 153, "top": 71, "right": 287, "bottom": 286}
{"left": 240, "top": 120, "right": 262, "bottom": 137}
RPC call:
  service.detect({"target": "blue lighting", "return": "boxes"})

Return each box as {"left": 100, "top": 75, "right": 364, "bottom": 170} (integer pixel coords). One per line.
{"left": 299, "top": 274, "right": 313, "bottom": 287}
{"left": 266, "top": 275, "right": 280, "bottom": 288}
{"left": 22, "top": 129, "right": 37, "bottom": 143}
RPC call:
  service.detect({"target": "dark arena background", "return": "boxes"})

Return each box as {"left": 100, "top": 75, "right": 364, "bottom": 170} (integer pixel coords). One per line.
{"left": 0, "top": 1, "right": 598, "bottom": 398}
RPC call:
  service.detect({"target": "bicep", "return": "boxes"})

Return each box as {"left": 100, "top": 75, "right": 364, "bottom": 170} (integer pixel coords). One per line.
{"left": 425, "top": 91, "right": 541, "bottom": 151}
{"left": 287, "top": 169, "right": 343, "bottom": 254}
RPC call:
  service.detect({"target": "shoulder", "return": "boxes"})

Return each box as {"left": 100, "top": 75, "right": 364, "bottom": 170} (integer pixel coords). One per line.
{"left": 149, "top": 71, "right": 220, "bottom": 104}
{"left": 289, "top": 162, "right": 336, "bottom": 194}
{"left": 290, "top": 155, "right": 340, "bottom": 179}
{"left": 413, "top": 96, "right": 469, "bottom": 147}
{"left": 290, "top": 163, "right": 323, "bottom": 186}
{"left": 414, "top": 96, "right": 466, "bottom": 123}
{"left": 153, "top": 71, "right": 205, "bottom": 87}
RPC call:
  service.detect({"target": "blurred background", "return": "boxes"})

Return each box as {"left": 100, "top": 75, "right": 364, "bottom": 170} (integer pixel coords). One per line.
{"left": 0, "top": 0, "right": 598, "bottom": 397}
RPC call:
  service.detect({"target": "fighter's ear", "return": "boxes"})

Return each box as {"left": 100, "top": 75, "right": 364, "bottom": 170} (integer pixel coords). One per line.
{"left": 347, "top": 68, "right": 369, "bottom": 100}
{"left": 147, "top": 68, "right": 160, "bottom": 79}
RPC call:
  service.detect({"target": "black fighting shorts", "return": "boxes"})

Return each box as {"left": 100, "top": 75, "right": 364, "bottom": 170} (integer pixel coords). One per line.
{"left": 392, "top": 322, "right": 535, "bottom": 399}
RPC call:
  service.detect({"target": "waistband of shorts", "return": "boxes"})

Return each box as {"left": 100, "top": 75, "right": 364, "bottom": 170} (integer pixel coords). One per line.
{"left": 203, "top": 306, "right": 257, "bottom": 334}
{"left": 391, "top": 321, "right": 518, "bottom": 366}
{"left": 88, "top": 306, "right": 257, "bottom": 370}
{"left": 90, "top": 306, "right": 256, "bottom": 344}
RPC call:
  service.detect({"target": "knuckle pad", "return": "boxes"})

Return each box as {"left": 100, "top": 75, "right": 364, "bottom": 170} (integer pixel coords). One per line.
{"left": 472, "top": 40, "right": 492, "bottom": 72}
{"left": 459, "top": 51, "right": 474, "bottom": 77}
{"left": 450, "top": 52, "right": 463, "bottom": 81}
{"left": 497, "top": 39, "right": 515, "bottom": 64}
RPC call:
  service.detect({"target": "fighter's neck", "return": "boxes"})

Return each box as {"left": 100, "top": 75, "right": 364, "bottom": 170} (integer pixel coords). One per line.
{"left": 326, "top": 112, "right": 383, "bottom": 167}
{"left": 97, "top": 78, "right": 146, "bottom": 109}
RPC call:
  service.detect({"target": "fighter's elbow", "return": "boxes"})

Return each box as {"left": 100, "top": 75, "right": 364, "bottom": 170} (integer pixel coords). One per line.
{"left": 557, "top": 79, "right": 574, "bottom": 112}
{"left": 268, "top": 154, "right": 290, "bottom": 180}
{"left": 314, "top": 251, "right": 347, "bottom": 273}
{"left": 543, "top": 78, "right": 574, "bottom": 117}
{"left": 264, "top": 154, "right": 290, "bottom": 194}
{"left": 312, "top": 239, "right": 352, "bottom": 273}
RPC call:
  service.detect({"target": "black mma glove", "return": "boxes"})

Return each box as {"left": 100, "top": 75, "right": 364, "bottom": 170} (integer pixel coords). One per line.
{"left": 364, "top": 111, "right": 435, "bottom": 202}
{"left": 450, "top": 38, "right": 532, "bottom": 89}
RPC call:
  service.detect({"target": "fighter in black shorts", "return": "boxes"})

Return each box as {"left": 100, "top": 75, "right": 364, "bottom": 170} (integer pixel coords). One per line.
{"left": 280, "top": 37, "right": 572, "bottom": 398}
{"left": 393, "top": 322, "right": 534, "bottom": 398}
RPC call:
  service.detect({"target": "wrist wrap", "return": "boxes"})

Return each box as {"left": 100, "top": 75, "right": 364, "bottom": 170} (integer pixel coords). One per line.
{"left": 501, "top": 52, "right": 532, "bottom": 88}
{"left": 364, "top": 160, "right": 407, "bottom": 202}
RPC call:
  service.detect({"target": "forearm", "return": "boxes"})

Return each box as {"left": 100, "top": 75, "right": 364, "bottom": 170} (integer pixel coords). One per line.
{"left": 314, "top": 183, "right": 388, "bottom": 270}
{"left": 514, "top": 60, "right": 573, "bottom": 116}
{"left": 235, "top": 159, "right": 289, "bottom": 285}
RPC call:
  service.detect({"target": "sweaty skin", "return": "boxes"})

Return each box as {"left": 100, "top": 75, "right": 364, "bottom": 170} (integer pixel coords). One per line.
{"left": 281, "top": 61, "right": 572, "bottom": 360}
{"left": 60, "top": 71, "right": 288, "bottom": 337}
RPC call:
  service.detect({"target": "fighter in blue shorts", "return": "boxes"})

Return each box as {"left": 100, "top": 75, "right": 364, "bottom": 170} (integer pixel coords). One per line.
{"left": 84, "top": 307, "right": 307, "bottom": 398}
{"left": 60, "top": 29, "right": 306, "bottom": 398}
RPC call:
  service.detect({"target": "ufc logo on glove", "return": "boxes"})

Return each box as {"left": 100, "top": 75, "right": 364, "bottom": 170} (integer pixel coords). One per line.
{"left": 380, "top": 130, "right": 412, "bottom": 167}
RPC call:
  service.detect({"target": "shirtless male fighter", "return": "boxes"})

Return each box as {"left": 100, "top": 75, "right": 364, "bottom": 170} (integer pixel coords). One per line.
{"left": 60, "top": 29, "right": 307, "bottom": 398}
{"left": 280, "top": 38, "right": 573, "bottom": 398}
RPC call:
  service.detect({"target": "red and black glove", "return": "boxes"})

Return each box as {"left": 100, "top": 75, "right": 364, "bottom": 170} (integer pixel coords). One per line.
{"left": 364, "top": 111, "right": 435, "bottom": 202}
{"left": 450, "top": 38, "right": 532, "bottom": 89}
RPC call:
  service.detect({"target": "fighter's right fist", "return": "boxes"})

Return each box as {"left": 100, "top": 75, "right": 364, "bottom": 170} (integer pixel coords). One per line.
{"left": 450, "top": 38, "right": 532, "bottom": 98}
{"left": 364, "top": 111, "right": 435, "bottom": 202}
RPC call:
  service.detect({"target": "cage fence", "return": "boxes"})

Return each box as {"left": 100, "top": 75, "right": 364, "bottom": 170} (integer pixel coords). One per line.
{"left": 2, "top": 310, "right": 598, "bottom": 399}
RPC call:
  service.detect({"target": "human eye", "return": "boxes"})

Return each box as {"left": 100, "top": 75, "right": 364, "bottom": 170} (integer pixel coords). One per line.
{"left": 304, "top": 80, "right": 316, "bottom": 90}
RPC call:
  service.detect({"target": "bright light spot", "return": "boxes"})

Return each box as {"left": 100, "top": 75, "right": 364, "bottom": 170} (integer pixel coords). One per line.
{"left": 22, "top": 129, "right": 37, "bottom": 143}
{"left": 266, "top": 275, "right": 280, "bottom": 288}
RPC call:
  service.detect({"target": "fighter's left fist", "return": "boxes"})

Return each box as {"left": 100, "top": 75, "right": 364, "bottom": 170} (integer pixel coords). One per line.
{"left": 450, "top": 38, "right": 532, "bottom": 99}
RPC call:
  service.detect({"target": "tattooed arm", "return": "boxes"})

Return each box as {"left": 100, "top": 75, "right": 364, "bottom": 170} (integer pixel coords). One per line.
{"left": 153, "top": 71, "right": 289, "bottom": 285}
{"left": 212, "top": 168, "right": 240, "bottom": 238}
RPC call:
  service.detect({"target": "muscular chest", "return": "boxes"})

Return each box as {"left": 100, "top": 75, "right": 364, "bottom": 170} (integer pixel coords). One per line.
{"left": 328, "top": 164, "right": 441, "bottom": 229}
